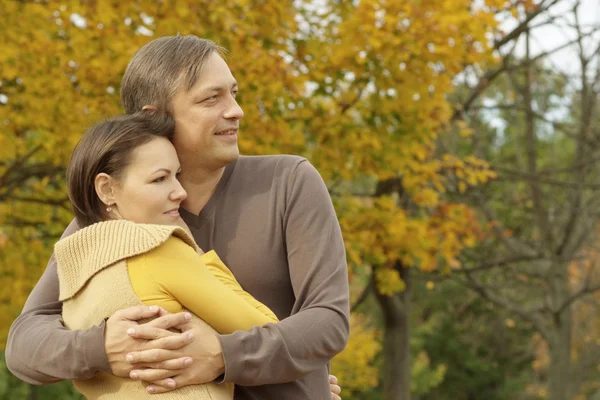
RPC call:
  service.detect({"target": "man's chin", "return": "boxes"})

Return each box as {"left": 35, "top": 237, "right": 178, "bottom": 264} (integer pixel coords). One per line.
{"left": 221, "top": 149, "right": 240, "bottom": 164}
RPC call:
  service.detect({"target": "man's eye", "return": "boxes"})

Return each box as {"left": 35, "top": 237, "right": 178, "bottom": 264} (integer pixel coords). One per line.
{"left": 232, "top": 90, "right": 238, "bottom": 98}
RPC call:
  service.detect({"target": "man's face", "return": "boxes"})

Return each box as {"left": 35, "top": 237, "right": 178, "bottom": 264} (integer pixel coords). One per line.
{"left": 170, "top": 52, "right": 244, "bottom": 172}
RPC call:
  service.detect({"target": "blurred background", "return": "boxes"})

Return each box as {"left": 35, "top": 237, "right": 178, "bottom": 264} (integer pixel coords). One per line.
{"left": 1, "top": 0, "right": 600, "bottom": 399}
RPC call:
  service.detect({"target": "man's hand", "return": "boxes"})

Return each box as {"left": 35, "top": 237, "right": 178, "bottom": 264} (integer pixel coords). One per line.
{"left": 124, "top": 321, "right": 224, "bottom": 394}
{"left": 330, "top": 374, "right": 342, "bottom": 400}
{"left": 105, "top": 306, "right": 193, "bottom": 378}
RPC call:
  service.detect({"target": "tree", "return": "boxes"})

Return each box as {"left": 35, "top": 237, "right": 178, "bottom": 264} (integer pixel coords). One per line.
{"left": 2, "top": 1, "right": 516, "bottom": 398}
{"left": 447, "top": 1, "right": 600, "bottom": 398}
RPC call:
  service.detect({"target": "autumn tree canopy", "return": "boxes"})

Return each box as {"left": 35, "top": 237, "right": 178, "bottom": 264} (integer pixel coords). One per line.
{"left": 0, "top": 1, "right": 535, "bottom": 399}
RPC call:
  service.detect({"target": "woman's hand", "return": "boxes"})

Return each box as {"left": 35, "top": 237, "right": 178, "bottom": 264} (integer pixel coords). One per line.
{"left": 125, "top": 321, "right": 224, "bottom": 394}
{"left": 104, "top": 306, "right": 193, "bottom": 377}
{"left": 330, "top": 374, "right": 342, "bottom": 400}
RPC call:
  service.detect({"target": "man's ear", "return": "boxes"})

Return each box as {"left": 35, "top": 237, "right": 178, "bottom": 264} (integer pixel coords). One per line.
{"left": 94, "top": 173, "right": 116, "bottom": 205}
{"left": 142, "top": 105, "right": 158, "bottom": 112}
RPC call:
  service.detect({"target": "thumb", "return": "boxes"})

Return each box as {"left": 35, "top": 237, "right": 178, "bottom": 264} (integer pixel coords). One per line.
{"left": 112, "top": 305, "right": 161, "bottom": 322}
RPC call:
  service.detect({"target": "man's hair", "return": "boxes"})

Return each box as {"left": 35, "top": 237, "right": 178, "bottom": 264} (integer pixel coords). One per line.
{"left": 67, "top": 111, "right": 175, "bottom": 227}
{"left": 121, "top": 35, "right": 226, "bottom": 114}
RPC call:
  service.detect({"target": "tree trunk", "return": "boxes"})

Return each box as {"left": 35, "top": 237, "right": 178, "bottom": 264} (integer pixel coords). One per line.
{"left": 546, "top": 301, "right": 573, "bottom": 400}
{"left": 29, "top": 385, "right": 38, "bottom": 400}
{"left": 547, "top": 259, "right": 573, "bottom": 400}
{"left": 375, "top": 264, "right": 411, "bottom": 400}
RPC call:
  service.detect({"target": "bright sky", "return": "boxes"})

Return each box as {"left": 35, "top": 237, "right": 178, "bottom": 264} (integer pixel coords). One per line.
{"left": 501, "top": 0, "right": 600, "bottom": 74}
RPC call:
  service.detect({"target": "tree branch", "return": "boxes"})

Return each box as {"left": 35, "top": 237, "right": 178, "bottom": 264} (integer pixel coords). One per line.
{"left": 457, "top": 254, "right": 544, "bottom": 273}
{"left": 492, "top": 0, "right": 562, "bottom": 50}
{"left": 351, "top": 272, "right": 374, "bottom": 312}
{"left": 458, "top": 272, "right": 552, "bottom": 340}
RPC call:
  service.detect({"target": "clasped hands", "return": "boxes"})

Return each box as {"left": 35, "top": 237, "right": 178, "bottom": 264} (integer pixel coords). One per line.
{"left": 105, "top": 305, "right": 223, "bottom": 394}
{"left": 104, "top": 306, "right": 342, "bottom": 398}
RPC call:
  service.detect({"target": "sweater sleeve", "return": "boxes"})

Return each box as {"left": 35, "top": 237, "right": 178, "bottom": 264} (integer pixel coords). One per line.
{"left": 5, "top": 219, "right": 110, "bottom": 384}
{"left": 141, "top": 239, "right": 278, "bottom": 333}
{"left": 217, "top": 159, "right": 350, "bottom": 385}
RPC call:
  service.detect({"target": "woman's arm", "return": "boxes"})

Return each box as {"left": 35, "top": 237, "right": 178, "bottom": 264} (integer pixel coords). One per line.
{"left": 129, "top": 237, "right": 278, "bottom": 334}
{"left": 200, "top": 250, "right": 278, "bottom": 321}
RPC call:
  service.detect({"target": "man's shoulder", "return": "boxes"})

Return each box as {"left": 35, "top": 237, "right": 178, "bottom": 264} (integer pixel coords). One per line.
{"left": 232, "top": 155, "right": 313, "bottom": 181}
{"left": 236, "top": 154, "right": 308, "bottom": 170}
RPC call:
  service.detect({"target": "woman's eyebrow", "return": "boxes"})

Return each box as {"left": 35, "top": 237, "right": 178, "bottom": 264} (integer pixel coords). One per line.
{"left": 151, "top": 168, "right": 171, "bottom": 174}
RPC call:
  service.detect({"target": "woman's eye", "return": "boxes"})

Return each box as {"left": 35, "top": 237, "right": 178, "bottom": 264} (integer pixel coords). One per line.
{"left": 153, "top": 176, "right": 166, "bottom": 183}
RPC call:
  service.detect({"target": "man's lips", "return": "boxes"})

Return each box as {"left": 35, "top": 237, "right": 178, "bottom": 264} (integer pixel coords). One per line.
{"left": 215, "top": 128, "right": 238, "bottom": 136}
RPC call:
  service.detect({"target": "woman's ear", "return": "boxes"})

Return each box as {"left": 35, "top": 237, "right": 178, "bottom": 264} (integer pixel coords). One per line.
{"left": 94, "top": 173, "right": 116, "bottom": 206}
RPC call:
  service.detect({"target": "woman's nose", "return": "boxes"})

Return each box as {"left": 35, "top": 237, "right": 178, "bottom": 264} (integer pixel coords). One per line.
{"left": 171, "top": 180, "right": 188, "bottom": 202}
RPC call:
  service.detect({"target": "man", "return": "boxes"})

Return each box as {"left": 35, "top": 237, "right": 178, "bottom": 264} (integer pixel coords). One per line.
{"left": 6, "top": 35, "right": 349, "bottom": 399}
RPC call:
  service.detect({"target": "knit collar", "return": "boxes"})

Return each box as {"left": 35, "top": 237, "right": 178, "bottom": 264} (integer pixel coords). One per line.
{"left": 55, "top": 220, "right": 196, "bottom": 301}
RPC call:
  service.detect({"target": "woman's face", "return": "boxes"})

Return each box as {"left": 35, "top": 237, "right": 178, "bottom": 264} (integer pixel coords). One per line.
{"left": 109, "top": 137, "right": 187, "bottom": 226}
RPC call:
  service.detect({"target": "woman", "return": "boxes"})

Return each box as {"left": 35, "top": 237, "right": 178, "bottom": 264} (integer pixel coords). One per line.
{"left": 56, "top": 111, "right": 278, "bottom": 399}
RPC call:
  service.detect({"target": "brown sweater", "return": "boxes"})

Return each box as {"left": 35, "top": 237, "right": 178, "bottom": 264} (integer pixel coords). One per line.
{"left": 6, "top": 155, "right": 350, "bottom": 399}
{"left": 56, "top": 220, "right": 233, "bottom": 399}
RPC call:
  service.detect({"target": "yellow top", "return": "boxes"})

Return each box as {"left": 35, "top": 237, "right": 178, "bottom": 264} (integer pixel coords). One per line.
{"left": 55, "top": 220, "right": 277, "bottom": 399}
{"left": 128, "top": 237, "right": 278, "bottom": 333}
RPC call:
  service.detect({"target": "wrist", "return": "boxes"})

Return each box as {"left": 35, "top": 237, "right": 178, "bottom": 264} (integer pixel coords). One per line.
{"left": 210, "top": 335, "right": 225, "bottom": 376}
{"left": 87, "top": 320, "right": 112, "bottom": 374}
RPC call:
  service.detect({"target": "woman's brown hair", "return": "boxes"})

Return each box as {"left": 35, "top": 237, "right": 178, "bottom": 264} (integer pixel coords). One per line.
{"left": 67, "top": 111, "right": 175, "bottom": 227}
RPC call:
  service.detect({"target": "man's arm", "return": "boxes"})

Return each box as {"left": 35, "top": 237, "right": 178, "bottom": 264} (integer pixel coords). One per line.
{"left": 217, "top": 159, "right": 350, "bottom": 385}
{"left": 5, "top": 219, "right": 110, "bottom": 384}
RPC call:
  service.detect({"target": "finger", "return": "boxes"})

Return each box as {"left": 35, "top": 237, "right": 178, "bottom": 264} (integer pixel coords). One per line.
{"left": 330, "top": 384, "right": 341, "bottom": 395}
{"left": 146, "top": 312, "right": 192, "bottom": 330}
{"left": 127, "top": 325, "right": 179, "bottom": 340}
{"left": 147, "top": 377, "right": 178, "bottom": 391}
{"left": 126, "top": 349, "right": 178, "bottom": 364}
{"left": 177, "top": 319, "right": 215, "bottom": 333}
{"left": 329, "top": 374, "right": 338, "bottom": 384}
{"left": 147, "top": 383, "right": 177, "bottom": 394}
{"left": 112, "top": 305, "right": 161, "bottom": 322}
{"left": 331, "top": 395, "right": 341, "bottom": 400}
{"left": 130, "top": 368, "right": 176, "bottom": 382}
{"left": 156, "top": 307, "right": 171, "bottom": 318}
{"left": 145, "top": 332, "right": 193, "bottom": 351}
{"left": 139, "top": 356, "right": 192, "bottom": 370}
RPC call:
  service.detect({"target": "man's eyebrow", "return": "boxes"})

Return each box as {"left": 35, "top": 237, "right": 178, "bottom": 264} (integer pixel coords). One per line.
{"left": 202, "top": 81, "right": 239, "bottom": 93}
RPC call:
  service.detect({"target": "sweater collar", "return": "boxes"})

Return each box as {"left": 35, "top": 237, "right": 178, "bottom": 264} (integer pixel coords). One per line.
{"left": 55, "top": 220, "right": 196, "bottom": 301}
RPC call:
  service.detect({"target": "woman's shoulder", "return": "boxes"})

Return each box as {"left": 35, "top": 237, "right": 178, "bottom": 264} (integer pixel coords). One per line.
{"left": 55, "top": 220, "right": 196, "bottom": 269}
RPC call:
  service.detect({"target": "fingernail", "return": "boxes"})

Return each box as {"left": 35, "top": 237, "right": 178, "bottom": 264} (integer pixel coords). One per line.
{"left": 130, "top": 371, "right": 138, "bottom": 379}
{"left": 147, "top": 386, "right": 155, "bottom": 393}
{"left": 184, "top": 357, "right": 192, "bottom": 367}
{"left": 167, "top": 379, "right": 176, "bottom": 388}
{"left": 126, "top": 354, "right": 133, "bottom": 362}
{"left": 149, "top": 305, "right": 158, "bottom": 312}
{"left": 185, "top": 312, "right": 192, "bottom": 320}
{"left": 187, "top": 332, "right": 194, "bottom": 341}
{"left": 127, "top": 328, "right": 135, "bottom": 336}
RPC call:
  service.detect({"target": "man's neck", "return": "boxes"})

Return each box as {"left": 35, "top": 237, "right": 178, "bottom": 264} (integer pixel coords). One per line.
{"left": 180, "top": 166, "right": 226, "bottom": 215}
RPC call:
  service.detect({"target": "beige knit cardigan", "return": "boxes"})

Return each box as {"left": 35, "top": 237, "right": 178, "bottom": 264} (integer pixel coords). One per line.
{"left": 55, "top": 220, "right": 234, "bottom": 399}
